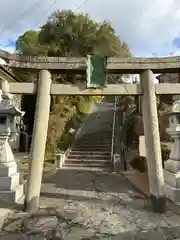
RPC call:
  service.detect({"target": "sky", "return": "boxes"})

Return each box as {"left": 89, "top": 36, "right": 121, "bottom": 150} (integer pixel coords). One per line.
{"left": 0, "top": 0, "right": 180, "bottom": 57}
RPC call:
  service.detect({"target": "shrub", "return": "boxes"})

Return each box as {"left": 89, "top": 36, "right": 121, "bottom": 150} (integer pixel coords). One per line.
{"left": 161, "top": 143, "right": 170, "bottom": 162}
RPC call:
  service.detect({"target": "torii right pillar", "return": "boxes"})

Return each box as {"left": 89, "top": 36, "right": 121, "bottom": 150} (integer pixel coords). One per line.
{"left": 140, "top": 70, "right": 167, "bottom": 213}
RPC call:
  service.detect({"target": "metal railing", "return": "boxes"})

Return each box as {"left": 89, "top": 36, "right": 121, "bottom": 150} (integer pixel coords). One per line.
{"left": 111, "top": 96, "right": 118, "bottom": 166}
{"left": 19, "top": 131, "right": 29, "bottom": 153}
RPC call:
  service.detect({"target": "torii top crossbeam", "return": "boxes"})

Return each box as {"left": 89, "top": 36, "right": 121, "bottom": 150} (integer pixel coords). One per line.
{"left": 0, "top": 49, "right": 180, "bottom": 74}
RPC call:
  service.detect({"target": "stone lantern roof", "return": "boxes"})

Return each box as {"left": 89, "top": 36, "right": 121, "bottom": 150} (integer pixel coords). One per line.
{"left": 164, "top": 100, "right": 180, "bottom": 116}
{"left": 172, "top": 100, "right": 180, "bottom": 113}
{"left": 0, "top": 91, "right": 24, "bottom": 117}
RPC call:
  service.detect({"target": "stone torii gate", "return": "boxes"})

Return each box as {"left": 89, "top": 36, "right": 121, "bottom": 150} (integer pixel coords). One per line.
{"left": 1, "top": 53, "right": 180, "bottom": 213}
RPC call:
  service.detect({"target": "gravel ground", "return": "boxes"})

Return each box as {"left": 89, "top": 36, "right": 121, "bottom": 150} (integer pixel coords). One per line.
{"left": 1, "top": 169, "right": 180, "bottom": 239}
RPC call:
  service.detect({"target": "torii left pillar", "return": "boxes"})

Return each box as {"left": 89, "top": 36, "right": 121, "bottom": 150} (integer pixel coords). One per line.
{"left": 25, "top": 69, "right": 51, "bottom": 212}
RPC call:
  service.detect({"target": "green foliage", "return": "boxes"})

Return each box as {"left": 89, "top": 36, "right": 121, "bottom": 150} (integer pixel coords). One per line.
{"left": 38, "top": 10, "right": 131, "bottom": 57}
{"left": 15, "top": 10, "right": 131, "bottom": 85}
{"left": 45, "top": 96, "right": 75, "bottom": 156}
{"left": 16, "top": 10, "right": 131, "bottom": 58}
{"left": 15, "top": 10, "right": 131, "bottom": 156}
{"left": 76, "top": 96, "right": 94, "bottom": 114}
{"left": 93, "top": 96, "right": 104, "bottom": 103}
{"left": 130, "top": 156, "right": 147, "bottom": 172}
{"left": 16, "top": 30, "right": 46, "bottom": 56}
{"left": 161, "top": 143, "right": 170, "bottom": 162}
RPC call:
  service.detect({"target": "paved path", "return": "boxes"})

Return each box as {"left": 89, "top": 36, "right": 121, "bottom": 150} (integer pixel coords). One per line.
{"left": 1, "top": 169, "right": 180, "bottom": 239}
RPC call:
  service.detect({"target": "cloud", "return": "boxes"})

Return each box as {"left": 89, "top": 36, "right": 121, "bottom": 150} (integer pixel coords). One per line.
{"left": 0, "top": 0, "right": 180, "bottom": 56}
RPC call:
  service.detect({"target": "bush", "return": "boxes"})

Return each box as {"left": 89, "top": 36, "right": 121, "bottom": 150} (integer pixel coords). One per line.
{"left": 161, "top": 143, "right": 170, "bottom": 162}
{"left": 57, "top": 132, "right": 73, "bottom": 151}
{"left": 130, "top": 155, "right": 147, "bottom": 172}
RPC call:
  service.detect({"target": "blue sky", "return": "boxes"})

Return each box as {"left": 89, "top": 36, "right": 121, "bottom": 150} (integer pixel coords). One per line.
{"left": 0, "top": 0, "right": 180, "bottom": 57}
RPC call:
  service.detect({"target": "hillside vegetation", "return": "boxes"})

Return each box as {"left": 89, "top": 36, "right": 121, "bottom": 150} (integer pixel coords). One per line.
{"left": 15, "top": 10, "right": 131, "bottom": 157}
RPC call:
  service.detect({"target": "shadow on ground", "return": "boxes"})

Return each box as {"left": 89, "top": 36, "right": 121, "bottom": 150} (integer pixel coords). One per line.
{"left": 40, "top": 169, "right": 146, "bottom": 209}
{"left": 1, "top": 168, "right": 180, "bottom": 239}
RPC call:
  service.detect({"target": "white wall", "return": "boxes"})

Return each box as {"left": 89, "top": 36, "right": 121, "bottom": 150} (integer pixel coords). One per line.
{"left": 139, "top": 135, "right": 146, "bottom": 157}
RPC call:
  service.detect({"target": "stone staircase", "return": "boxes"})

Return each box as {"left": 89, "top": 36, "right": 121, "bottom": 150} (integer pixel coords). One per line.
{"left": 63, "top": 101, "right": 115, "bottom": 171}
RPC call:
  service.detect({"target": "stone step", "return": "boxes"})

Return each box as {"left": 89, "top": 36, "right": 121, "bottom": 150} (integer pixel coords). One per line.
{"left": 89, "top": 118, "right": 113, "bottom": 120}
{"left": 76, "top": 135, "right": 112, "bottom": 138}
{"left": 76, "top": 137, "right": 112, "bottom": 141}
{"left": 74, "top": 144, "right": 111, "bottom": 147}
{"left": 83, "top": 126, "right": 113, "bottom": 129}
{"left": 65, "top": 159, "right": 110, "bottom": 164}
{"left": 83, "top": 124, "right": 113, "bottom": 127}
{"left": 62, "top": 166, "right": 111, "bottom": 172}
{"left": 90, "top": 119, "right": 112, "bottom": 122}
{"left": 76, "top": 132, "right": 112, "bottom": 137}
{"left": 72, "top": 147, "right": 112, "bottom": 151}
{"left": 74, "top": 141, "right": 112, "bottom": 145}
{"left": 79, "top": 132, "right": 112, "bottom": 136}
{"left": 82, "top": 126, "right": 113, "bottom": 129}
{"left": 66, "top": 154, "right": 110, "bottom": 159}
{"left": 76, "top": 138, "right": 112, "bottom": 142}
{"left": 71, "top": 148, "right": 111, "bottom": 152}
{"left": 86, "top": 122, "right": 113, "bottom": 124}
{"left": 76, "top": 134, "right": 112, "bottom": 137}
{"left": 69, "top": 151, "right": 111, "bottom": 155}
{"left": 89, "top": 117, "right": 113, "bottom": 119}
{"left": 72, "top": 146, "right": 111, "bottom": 152}
{"left": 80, "top": 134, "right": 112, "bottom": 137}
{"left": 63, "top": 162, "right": 111, "bottom": 168}
{"left": 76, "top": 136, "right": 112, "bottom": 139}
{"left": 77, "top": 134, "right": 112, "bottom": 137}
{"left": 68, "top": 151, "right": 111, "bottom": 155}
{"left": 81, "top": 128, "right": 113, "bottom": 131}
{"left": 79, "top": 134, "right": 112, "bottom": 137}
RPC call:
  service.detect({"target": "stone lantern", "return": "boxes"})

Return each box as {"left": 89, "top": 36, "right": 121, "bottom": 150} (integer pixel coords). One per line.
{"left": 164, "top": 100, "right": 180, "bottom": 203}
{"left": 0, "top": 90, "right": 25, "bottom": 205}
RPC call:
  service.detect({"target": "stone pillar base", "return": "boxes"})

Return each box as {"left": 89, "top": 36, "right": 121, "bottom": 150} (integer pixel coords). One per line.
{"left": 0, "top": 161, "right": 25, "bottom": 206}
{"left": 113, "top": 154, "right": 121, "bottom": 173}
{"left": 164, "top": 169, "right": 180, "bottom": 204}
{"left": 150, "top": 194, "right": 167, "bottom": 213}
{"left": 55, "top": 153, "right": 65, "bottom": 169}
{"left": 164, "top": 183, "right": 180, "bottom": 204}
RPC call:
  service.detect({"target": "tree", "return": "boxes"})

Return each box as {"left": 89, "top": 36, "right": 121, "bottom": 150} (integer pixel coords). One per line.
{"left": 16, "top": 30, "right": 46, "bottom": 56}
{"left": 16, "top": 10, "right": 131, "bottom": 58}
{"left": 39, "top": 10, "right": 130, "bottom": 57}
{"left": 15, "top": 10, "right": 132, "bottom": 156}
